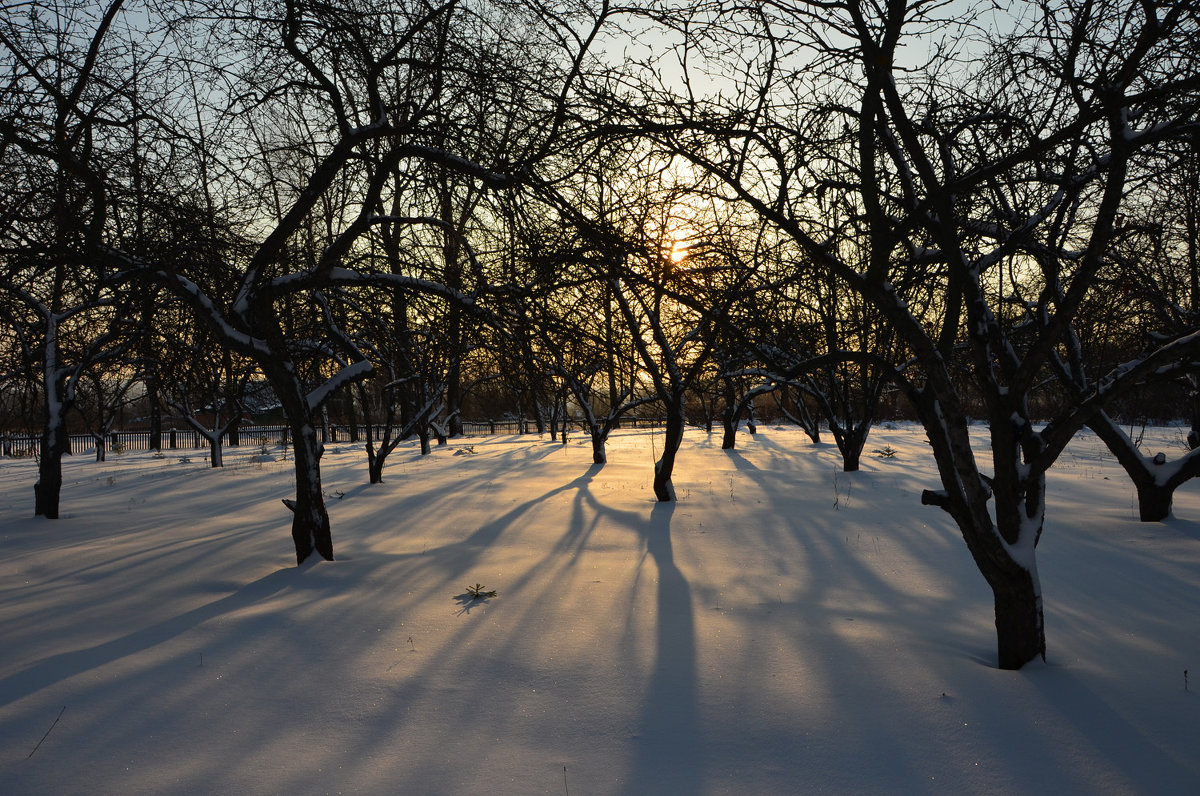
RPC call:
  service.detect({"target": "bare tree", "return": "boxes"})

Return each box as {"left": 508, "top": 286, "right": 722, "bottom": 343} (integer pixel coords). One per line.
{"left": 109, "top": 0, "right": 610, "bottom": 563}
{"left": 611, "top": 0, "right": 1200, "bottom": 667}
{"left": 0, "top": 0, "right": 143, "bottom": 516}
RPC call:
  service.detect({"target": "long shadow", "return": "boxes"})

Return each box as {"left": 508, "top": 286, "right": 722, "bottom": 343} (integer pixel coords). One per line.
{"left": 455, "top": 463, "right": 606, "bottom": 554}
{"left": 723, "top": 446, "right": 763, "bottom": 473}
{"left": 629, "top": 501, "right": 703, "bottom": 794}
{"left": 1029, "top": 666, "right": 1198, "bottom": 788}
{"left": 0, "top": 565, "right": 301, "bottom": 709}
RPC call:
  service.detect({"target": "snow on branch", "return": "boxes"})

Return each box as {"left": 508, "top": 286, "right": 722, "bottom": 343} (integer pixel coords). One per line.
{"left": 396, "top": 144, "right": 515, "bottom": 189}
{"left": 306, "top": 358, "right": 373, "bottom": 413}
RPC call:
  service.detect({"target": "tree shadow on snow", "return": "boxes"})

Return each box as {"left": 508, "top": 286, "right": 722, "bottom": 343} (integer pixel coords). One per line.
{"left": 628, "top": 501, "right": 705, "bottom": 794}
{"left": 0, "top": 565, "right": 305, "bottom": 710}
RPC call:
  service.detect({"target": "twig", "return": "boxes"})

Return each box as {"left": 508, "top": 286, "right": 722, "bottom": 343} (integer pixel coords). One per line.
{"left": 27, "top": 706, "right": 66, "bottom": 759}
{"left": 563, "top": 765, "right": 569, "bottom": 796}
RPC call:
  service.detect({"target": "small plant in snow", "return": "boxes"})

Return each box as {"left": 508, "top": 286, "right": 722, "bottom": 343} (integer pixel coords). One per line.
{"left": 832, "top": 472, "right": 843, "bottom": 510}
{"left": 453, "top": 445, "right": 476, "bottom": 456}
{"left": 464, "top": 583, "right": 497, "bottom": 600}
{"left": 873, "top": 445, "right": 898, "bottom": 459}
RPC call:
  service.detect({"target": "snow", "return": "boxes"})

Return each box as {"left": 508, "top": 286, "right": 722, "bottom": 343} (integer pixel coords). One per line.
{"left": 1, "top": 425, "right": 1198, "bottom": 794}
{"left": 305, "top": 359, "right": 374, "bottom": 413}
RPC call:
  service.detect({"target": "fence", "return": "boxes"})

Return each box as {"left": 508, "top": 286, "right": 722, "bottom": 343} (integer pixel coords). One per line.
{"left": 0, "top": 416, "right": 667, "bottom": 458}
{"left": 0, "top": 427, "right": 293, "bottom": 458}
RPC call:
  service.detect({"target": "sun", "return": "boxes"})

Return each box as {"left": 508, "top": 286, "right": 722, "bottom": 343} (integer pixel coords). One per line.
{"left": 668, "top": 239, "right": 690, "bottom": 263}
{"left": 665, "top": 225, "right": 698, "bottom": 264}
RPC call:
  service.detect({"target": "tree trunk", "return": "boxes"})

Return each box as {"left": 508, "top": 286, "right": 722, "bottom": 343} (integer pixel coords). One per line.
{"left": 1135, "top": 481, "right": 1173, "bottom": 522}
{"left": 991, "top": 567, "right": 1045, "bottom": 670}
{"left": 260, "top": 354, "right": 334, "bottom": 564}
{"left": 35, "top": 390, "right": 69, "bottom": 518}
{"left": 720, "top": 422, "right": 737, "bottom": 450}
{"left": 832, "top": 421, "right": 871, "bottom": 472}
{"left": 35, "top": 437, "right": 65, "bottom": 519}
{"left": 840, "top": 425, "right": 868, "bottom": 472}
{"left": 209, "top": 437, "right": 223, "bottom": 468}
{"left": 288, "top": 429, "right": 333, "bottom": 564}
{"left": 366, "top": 443, "right": 384, "bottom": 484}
{"left": 591, "top": 429, "right": 608, "bottom": 464}
{"left": 721, "top": 378, "right": 738, "bottom": 450}
{"left": 148, "top": 398, "right": 162, "bottom": 451}
{"left": 533, "top": 397, "right": 546, "bottom": 435}
{"left": 653, "top": 402, "right": 685, "bottom": 502}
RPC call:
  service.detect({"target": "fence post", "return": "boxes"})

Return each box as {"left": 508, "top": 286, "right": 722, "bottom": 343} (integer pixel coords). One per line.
{"left": 169, "top": 429, "right": 176, "bottom": 449}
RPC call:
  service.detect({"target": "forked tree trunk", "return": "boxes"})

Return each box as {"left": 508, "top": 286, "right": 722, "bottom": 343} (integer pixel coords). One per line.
{"left": 978, "top": 466, "right": 1047, "bottom": 670}
{"left": 261, "top": 356, "right": 335, "bottom": 565}
{"left": 1088, "top": 414, "right": 1200, "bottom": 523}
{"left": 837, "top": 425, "right": 869, "bottom": 472}
{"left": 918, "top": 388, "right": 1046, "bottom": 670}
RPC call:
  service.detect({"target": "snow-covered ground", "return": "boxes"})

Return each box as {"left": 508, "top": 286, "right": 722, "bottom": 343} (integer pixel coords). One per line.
{"left": 1, "top": 425, "right": 1197, "bottom": 794}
